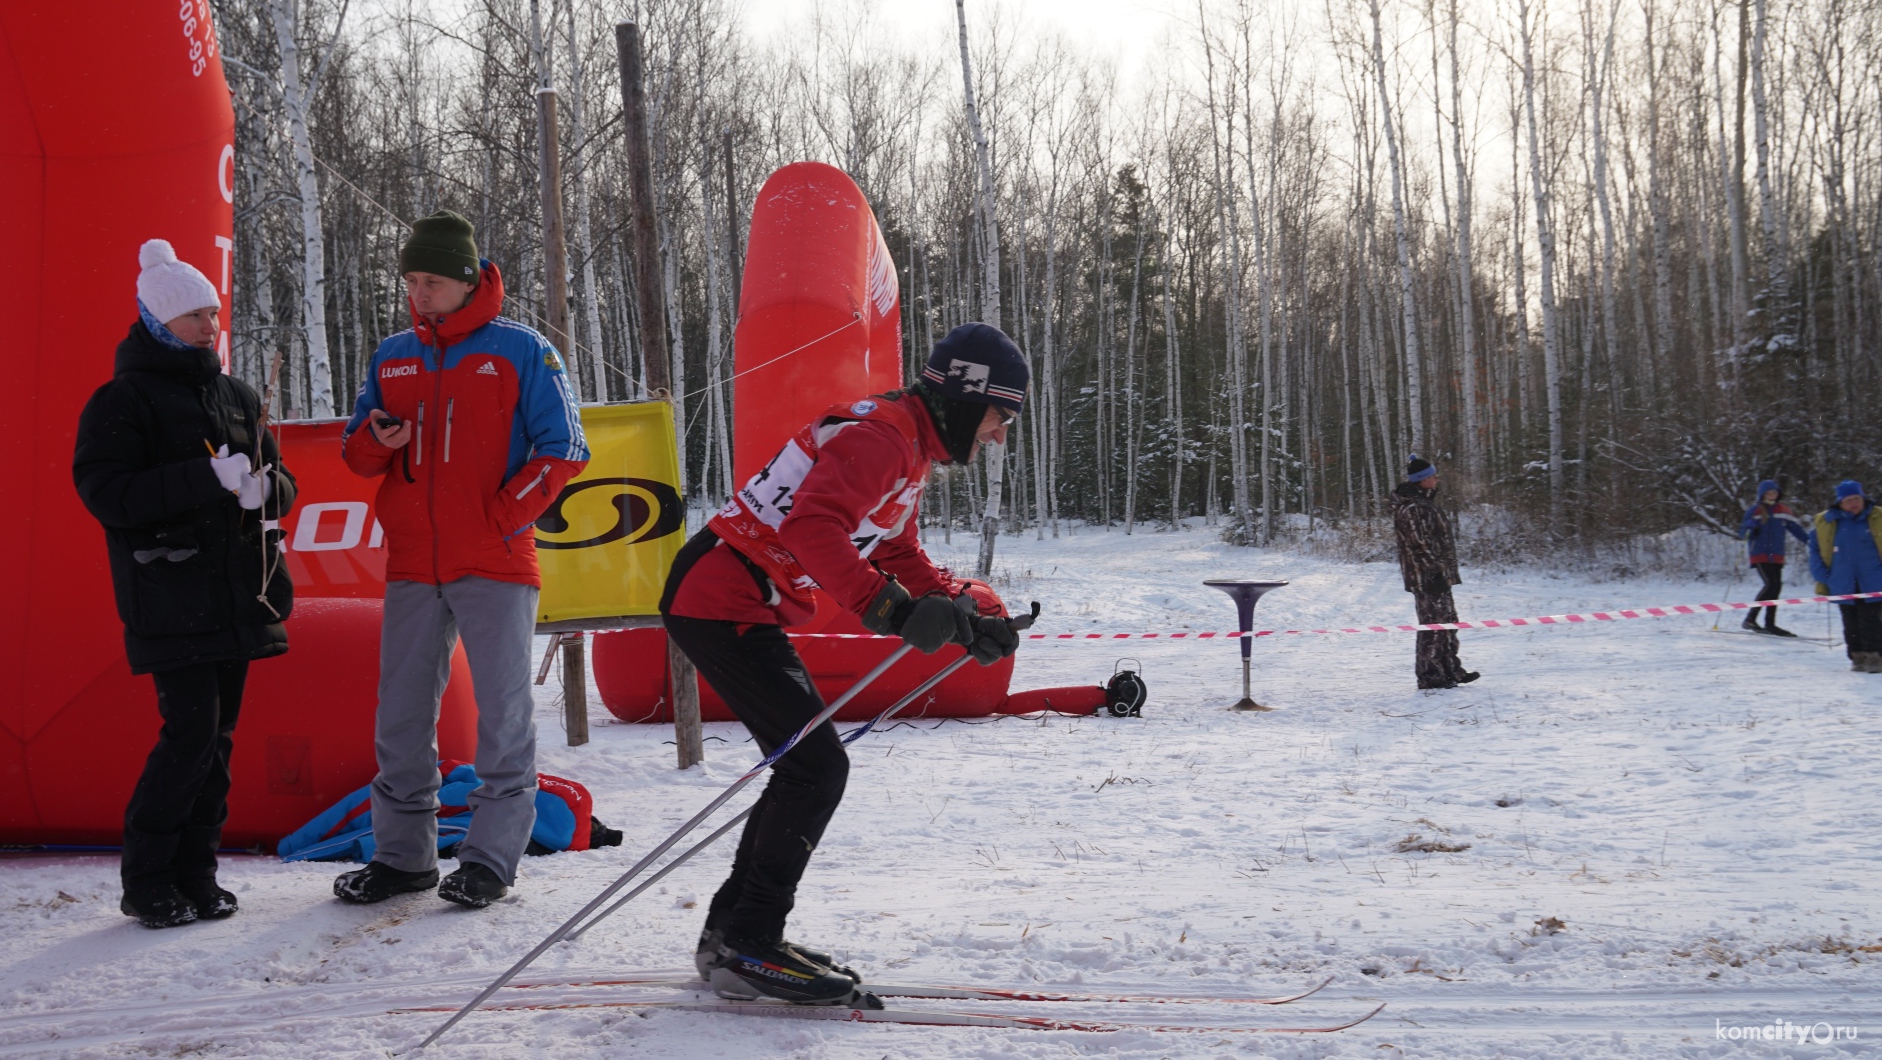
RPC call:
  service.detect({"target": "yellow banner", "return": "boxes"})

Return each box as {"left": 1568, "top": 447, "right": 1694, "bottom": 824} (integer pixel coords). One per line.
{"left": 536, "top": 401, "right": 685, "bottom": 623}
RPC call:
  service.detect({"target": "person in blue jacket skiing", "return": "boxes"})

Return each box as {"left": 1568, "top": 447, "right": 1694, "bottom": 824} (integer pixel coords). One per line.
{"left": 1740, "top": 479, "right": 1810, "bottom": 636}
{"left": 1810, "top": 481, "right": 1882, "bottom": 673}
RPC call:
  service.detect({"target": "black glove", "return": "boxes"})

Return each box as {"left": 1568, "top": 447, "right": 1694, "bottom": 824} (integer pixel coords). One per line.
{"left": 860, "top": 578, "right": 912, "bottom": 635}
{"left": 966, "top": 603, "right": 1020, "bottom": 666}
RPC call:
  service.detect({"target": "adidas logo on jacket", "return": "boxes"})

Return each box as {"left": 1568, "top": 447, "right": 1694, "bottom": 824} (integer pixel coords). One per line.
{"left": 342, "top": 261, "right": 588, "bottom": 588}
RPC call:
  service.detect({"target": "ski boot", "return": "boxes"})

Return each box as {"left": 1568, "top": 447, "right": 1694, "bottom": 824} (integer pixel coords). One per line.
{"left": 1763, "top": 618, "right": 1798, "bottom": 638}
{"left": 1742, "top": 613, "right": 1764, "bottom": 633}
{"left": 696, "top": 927, "right": 860, "bottom": 982}
{"left": 705, "top": 935, "right": 880, "bottom": 1007}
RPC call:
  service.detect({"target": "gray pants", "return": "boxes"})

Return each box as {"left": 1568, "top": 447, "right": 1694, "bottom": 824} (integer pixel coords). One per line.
{"left": 370, "top": 576, "right": 540, "bottom": 884}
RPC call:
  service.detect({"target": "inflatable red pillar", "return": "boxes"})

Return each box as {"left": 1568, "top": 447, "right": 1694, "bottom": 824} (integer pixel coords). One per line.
{"left": 0, "top": 6, "right": 473, "bottom": 847}
{"left": 593, "top": 162, "right": 1016, "bottom": 722}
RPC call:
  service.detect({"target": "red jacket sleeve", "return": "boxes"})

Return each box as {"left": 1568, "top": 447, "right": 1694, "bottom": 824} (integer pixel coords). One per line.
{"left": 494, "top": 455, "right": 586, "bottom": 538}
{"left": 870, "top": 500, "right": 950, "bottom": 599}
{"left": 778, "top": 419, "right": 941, "bottom": 614}
{"left": 341, "top": 424, "right": 395, "bottom": 478}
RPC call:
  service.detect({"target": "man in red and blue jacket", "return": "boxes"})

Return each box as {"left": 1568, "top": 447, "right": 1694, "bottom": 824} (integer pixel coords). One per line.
{"left": 332, "top": 210, "right": 588, "bottom": 910}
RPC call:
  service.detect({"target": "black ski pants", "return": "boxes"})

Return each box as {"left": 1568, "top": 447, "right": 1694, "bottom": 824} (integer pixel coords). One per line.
{"left": 1413, "top": 590, "right": 1466, "bottom": 689}
{"left": 663, "top": 615, "right": 849, "bottom": 944}
{"left": 1753, "top": 562, "right": 1786, "bottom": 626}
{"left": 123, "top": 658, "right": 248, "bottom": 895}
{"left": 1840, "top": 601, "right": 1882, "bottom": 657}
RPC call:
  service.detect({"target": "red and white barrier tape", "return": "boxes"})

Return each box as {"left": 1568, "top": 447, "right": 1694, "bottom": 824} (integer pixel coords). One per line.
{"left": 789, "top": 590, "right": 1882, "bottom": 640}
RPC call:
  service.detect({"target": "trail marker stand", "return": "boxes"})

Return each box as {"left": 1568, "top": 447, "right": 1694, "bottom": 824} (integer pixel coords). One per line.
{"left": 1203, "top": 579, "right": 1288, "bottom": 711}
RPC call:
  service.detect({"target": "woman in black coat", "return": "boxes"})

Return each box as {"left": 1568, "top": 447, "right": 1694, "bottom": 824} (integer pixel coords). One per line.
{"left": 72, "top": 240, "right": 296, "bottom": 928}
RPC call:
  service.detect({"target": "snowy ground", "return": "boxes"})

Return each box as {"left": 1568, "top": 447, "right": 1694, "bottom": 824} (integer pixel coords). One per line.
{"left": 3, "top": 525, "right": 1879, "bottom": 1058}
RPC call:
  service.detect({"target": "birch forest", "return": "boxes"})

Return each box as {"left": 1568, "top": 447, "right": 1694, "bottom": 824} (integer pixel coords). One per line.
{"left": 214, "top": 0, "right": 1882, "bottom": 553}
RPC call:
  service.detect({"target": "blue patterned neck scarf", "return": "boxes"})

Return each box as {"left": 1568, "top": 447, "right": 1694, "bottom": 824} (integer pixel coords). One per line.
{"left": 138, "top": 298, "right": 205, "bottom": 353}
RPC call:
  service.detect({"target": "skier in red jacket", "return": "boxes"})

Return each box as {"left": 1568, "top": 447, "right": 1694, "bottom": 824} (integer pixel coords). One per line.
{"left": 661, "top": 323, "right": 1027, "bottom": 1006}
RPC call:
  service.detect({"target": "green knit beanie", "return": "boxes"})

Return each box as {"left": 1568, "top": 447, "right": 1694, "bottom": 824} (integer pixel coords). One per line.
{"left": 400, "top": 210, "right": 480, "bottom": 282}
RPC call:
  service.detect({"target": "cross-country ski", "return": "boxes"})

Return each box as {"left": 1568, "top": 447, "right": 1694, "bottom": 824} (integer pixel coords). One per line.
{"left": 396, "top": 992, "right": 1388, "bottom": 1035}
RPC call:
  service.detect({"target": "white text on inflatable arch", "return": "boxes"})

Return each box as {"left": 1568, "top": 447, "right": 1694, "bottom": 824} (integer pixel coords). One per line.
{"left": 291, "top": 502, "right": 385, "bottom": 552}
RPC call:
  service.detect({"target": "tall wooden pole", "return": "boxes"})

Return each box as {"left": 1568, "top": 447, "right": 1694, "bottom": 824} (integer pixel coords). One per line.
{"left": 617, "top": 21, "right": 704, "bottom": 769}
{"left": 723, "top": 128, "right": 742, "bottom": 311}
{"left": 535, "top": 85, "right": 587, "bottom": 748}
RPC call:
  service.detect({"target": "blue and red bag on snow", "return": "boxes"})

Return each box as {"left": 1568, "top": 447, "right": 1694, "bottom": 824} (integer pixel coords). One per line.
{"left": 277, "top": 761, "right": 609, "bottom": 862}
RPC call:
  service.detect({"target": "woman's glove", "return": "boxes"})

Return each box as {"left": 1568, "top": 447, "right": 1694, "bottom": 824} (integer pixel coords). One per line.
{"left": 209, "top": 445, "right": 251, "bottom": 493}
{"left": 236, "top": 464, "right": 274, "bottom": 511}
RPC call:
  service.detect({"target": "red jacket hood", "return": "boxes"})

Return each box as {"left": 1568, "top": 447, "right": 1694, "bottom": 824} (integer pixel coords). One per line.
{"left": 411, "top": 261, "right": 505, "bottom": 347}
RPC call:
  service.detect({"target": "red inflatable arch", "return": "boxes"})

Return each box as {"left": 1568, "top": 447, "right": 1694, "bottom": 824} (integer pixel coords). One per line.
{"left": 0, "top": 6, "right": 473, "bottom": 847}
{"left": 592, "top": 161, "right": 1017, "bottom": 723}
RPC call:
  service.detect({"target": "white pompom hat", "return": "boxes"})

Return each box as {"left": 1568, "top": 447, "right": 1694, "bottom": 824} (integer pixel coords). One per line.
{"left": 136, "top": 239, "right": 220, "bottom": 324}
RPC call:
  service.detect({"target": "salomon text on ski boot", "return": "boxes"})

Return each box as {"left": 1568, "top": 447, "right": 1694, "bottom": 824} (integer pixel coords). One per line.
{"left": 697, "top": 927, "right": 860, "bottom": 982}
{"left": 706, "top": 935, "right": 878, "bottom": 1006}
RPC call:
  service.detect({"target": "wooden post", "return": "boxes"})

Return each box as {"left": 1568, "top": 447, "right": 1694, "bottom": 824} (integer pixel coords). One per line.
{"left": 535, "top": 84, "right": 586, "bottom": 747}
{"left": 561, "top": 633, "right": 589, "bottom": 745}
{"left": 617, "top": 21, "right": 704, "bottom": 770}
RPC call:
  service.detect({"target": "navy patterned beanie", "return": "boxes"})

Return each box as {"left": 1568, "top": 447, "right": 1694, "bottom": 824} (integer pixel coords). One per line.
{"left": 920, "top": 323, "right": 1029, "bottom": 413}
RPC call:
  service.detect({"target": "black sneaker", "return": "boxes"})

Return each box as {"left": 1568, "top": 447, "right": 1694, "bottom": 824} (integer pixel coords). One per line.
{"left": 694, "top": 928, "right": 859, "bottom": 983}
{"left": 177, "top": 877, "right": 238, "bottom": 919}
{"left": 334, "top": 861, "right": 439, "bottom": 904}
{"left": 121, "top": 885, "right": 199, "bottom": 929}
{"left": 438, "top": 862, "right": 509, "bottom": 908}
{"left": 706, "top": 935, "right": 875, "bottom": 1005}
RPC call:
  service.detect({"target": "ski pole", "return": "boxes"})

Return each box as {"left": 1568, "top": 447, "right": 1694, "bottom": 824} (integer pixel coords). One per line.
{"left": 560, "top": 601, "right": 1037, "bottom": 944}
{"left": 417, "top": 641, "right": 914, "bottom": 1050}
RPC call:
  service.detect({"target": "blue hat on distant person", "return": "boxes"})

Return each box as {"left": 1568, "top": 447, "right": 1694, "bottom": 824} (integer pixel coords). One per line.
{"left": 1406, "top": 455, "right": 1436, "bottom": 483}
{"left": 1836, "top": 480, "right": 1865, "bottom": 501}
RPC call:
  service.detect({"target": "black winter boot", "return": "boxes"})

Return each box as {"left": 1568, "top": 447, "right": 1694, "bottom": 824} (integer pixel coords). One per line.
{"left": 177, "top": 876, "right": 238, "bottom": 919}
{"left": 334, "top": 861, "right": 439, "bottom": 904}
{"left": 121, "top": 884, "right": 199, "bottom": 929}
{"left": 705, "top": 935, "right": 877, "bottom": 1005}
{"left": 438, "top": 862, "right": 509, "bottom": 908}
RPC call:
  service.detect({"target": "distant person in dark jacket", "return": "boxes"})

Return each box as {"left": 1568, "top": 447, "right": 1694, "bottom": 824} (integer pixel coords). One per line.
{"left": 1739, "top": 479, "right": 1810, "bottom": 636}
{"left": 1809, "top": 481, "right": 1882, "bottom": 673}
{"left": 1391, "top": 456, "right": 1478, "bottom": 690}
{"left": 73, "top": 240, "right": 297, "bottom": 929}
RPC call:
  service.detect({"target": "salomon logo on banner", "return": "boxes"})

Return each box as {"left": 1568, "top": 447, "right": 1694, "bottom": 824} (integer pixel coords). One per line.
{"left": 535, "top": 478, "right": 683, "bottom": 550}
{"left": 533, "top": 400, "right": 684, "bottom": 624}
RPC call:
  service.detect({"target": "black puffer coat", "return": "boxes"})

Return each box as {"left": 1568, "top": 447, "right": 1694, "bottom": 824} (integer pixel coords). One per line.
{"left": 73, "top": 322, "right": 297, "bottom": 674}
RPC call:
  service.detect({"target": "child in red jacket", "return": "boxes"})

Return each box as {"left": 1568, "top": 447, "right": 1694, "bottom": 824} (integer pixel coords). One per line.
{"left": 662, "top": 324, "right": 1027, "bottom": 1006}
